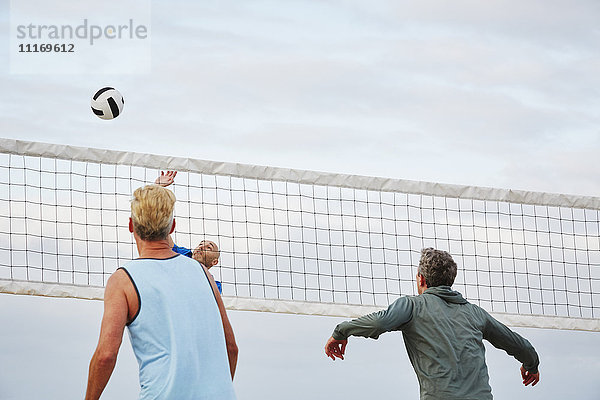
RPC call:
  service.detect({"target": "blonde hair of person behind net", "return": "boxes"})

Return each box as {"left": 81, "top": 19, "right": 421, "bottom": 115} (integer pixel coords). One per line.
{"left": 131, "top": 185, "right": 176, "bottom": 241}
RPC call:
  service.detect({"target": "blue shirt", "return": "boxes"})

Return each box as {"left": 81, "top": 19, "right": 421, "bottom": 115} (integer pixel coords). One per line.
{"left": 172, "top": 244, "right": 192, "bottom": 258}
{"left": 172, "top": 244, "right": 222, "bottom": 293}
{"left": 121, "top": 255, "right": 236, "bottom": 400}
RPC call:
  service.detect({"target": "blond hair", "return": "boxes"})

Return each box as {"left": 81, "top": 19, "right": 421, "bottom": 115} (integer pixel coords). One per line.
{"left": 131, "top": 185, "right": 176, "bottom": 241}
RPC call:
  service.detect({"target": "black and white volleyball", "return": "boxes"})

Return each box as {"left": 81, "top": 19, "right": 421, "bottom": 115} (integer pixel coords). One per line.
{"left": 91, "top": 87, "right": 124, "bottom": 120}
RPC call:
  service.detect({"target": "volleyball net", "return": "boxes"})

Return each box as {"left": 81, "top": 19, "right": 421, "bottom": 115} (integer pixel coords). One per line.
{"left": 0, "top": 138, "right": 599, "bottom": 331}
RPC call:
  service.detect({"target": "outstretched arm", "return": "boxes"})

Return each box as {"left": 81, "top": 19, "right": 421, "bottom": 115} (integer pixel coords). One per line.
{"left": 325, "top": 297, "right": 413, "bottom": 361}
{"left": 483, "top": 311, "right": 540, "bottom": 386}
{"left": 155, "top": 170, "right": 177, "bottom": 187}
{"left": 154, "top": 172, "right": 178, "bottom": 249}
{"left": 333, "top": 297, "right": 413, "bottom": 340}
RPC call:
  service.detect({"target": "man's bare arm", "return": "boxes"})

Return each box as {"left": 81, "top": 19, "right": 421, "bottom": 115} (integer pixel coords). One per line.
{"left": 203, "top": 265, "right": 238, "bottom": 379}
{"left": 85, "top": 271, "right": 130, "bottom": 400}
{"left": 155, "top": 171, "right": 177, "bottom": 249}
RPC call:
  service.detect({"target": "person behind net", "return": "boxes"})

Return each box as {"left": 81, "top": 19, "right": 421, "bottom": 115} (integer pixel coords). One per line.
{"left": 155, "top": 170, "right": 223, "bottom": 293}
{"left": 85, "top": 184, "right": 238, "bottom": 400}
{"left": 325, "top": 248, "right": 540, "bottom": 400}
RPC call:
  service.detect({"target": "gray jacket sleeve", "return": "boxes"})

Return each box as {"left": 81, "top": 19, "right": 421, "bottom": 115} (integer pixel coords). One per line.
{"left": 482, "top": 310, "right": 540, "bottom": 374}
{"left": 332, "top": 297, "right": 413, "bottom": 340}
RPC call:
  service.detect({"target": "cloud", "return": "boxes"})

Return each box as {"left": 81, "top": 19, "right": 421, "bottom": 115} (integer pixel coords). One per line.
{"left": 2, "top": 0, "right": 600, "bottom": 280}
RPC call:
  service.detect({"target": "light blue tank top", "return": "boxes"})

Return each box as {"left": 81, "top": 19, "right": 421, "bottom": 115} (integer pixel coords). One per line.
{"left": 121, "top": 255, "right": 236, "bottom": 400}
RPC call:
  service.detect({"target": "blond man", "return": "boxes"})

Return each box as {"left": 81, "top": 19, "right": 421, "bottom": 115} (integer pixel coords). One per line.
{"left": 85, "top": 185, "right": 237, "bottom": 400}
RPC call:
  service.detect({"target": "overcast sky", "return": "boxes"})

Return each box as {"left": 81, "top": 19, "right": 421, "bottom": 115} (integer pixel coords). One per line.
{"left": 1, "top": 1, "right": 599, "bottom": 399}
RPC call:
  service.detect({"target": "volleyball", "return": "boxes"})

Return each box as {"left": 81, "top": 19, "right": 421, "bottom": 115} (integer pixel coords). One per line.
{"left": 91, "top": 87, "right": 124, "bottom": 120}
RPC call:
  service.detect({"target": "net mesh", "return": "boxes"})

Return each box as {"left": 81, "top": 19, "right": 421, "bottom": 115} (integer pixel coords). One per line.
{"left": 1, "top": 141, "right": 599, "bottom": 324}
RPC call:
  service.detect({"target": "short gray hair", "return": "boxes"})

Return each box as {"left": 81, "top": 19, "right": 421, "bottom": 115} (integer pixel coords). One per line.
{"left": 418, "top": 248, "right": 457, "bottom": 287}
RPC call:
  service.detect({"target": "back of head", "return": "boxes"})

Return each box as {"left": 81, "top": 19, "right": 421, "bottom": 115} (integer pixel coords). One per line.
{"left": 418, "top": 248, "right": 457, "bottom": 287}
{"left": 131, "top": 185, "right": 176, "bottom": 241}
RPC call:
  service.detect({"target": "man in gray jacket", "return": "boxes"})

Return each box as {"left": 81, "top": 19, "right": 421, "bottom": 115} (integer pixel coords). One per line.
{"left": 325, "top": 248, "right": 540, "bottom": 400}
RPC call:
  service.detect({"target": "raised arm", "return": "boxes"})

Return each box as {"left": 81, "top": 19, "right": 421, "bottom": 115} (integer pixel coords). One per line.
{"left": 155, "top": 170, "right": 177, "bottom": 187}
{"left": 154, "top": 171, "right": 178, "bottom": 249}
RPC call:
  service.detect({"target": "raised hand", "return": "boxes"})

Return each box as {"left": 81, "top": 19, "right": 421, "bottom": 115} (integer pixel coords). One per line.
{"left": 155, "top": 171, "right": 177, "bottom": 187}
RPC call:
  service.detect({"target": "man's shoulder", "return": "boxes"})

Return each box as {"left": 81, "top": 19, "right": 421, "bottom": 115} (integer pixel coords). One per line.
{"left": 388, "top": 295, "right": 417, "bottom": 316}
{"left": 105, "top": 268, "right": 137, "bottom": 301}
{"left": 108, "top": 268, "right": 131, "bottom": 286}
{"left": 412, "top": 290, "right": 487, "bottom": 315}
{"left": 120, "top": 254, "right": 199, "bottom": 274}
